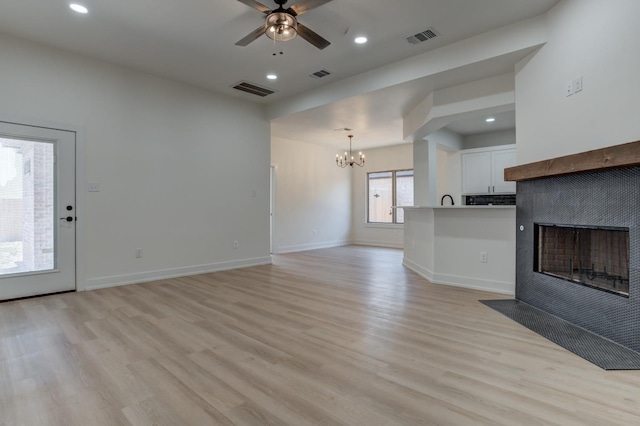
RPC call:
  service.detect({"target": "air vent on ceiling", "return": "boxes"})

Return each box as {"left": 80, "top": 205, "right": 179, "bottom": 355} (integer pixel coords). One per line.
{"left": 310, "top": 69, "right": 331, "bottom": 79}
{"left": 231, "top": 81, "right": 275, "bottom": 97}
{"left": 406, "top": 27, "right": 439, "bottom": 45}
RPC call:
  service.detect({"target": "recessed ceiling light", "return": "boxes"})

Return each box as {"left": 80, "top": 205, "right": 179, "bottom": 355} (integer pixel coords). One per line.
{"left": 354, "top": 36, "right": 368, "bottom": 45}
{"left": 266, "top": 74, "right": 278, "bottom": 80}
{"left": 486, "top": 117, "right": 496, "bottom": 123}
{"left": 69, "top": 3, "right": 88, "bottom": 14}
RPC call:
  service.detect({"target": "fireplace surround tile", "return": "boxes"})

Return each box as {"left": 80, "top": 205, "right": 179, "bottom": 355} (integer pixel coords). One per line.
{"left": 515, "top": 167, "right": 639, "bottom": 353}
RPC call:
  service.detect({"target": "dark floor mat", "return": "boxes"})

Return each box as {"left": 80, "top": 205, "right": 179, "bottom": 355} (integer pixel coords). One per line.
{"left": 481, "top": 299, "right": 640, "bottom": 370}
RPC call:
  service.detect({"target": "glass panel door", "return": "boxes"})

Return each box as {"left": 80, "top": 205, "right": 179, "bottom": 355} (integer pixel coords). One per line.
{"left": 0, "top": 121, "right": 75, "bottom": 300}
{"left": 0, "top": 138, "right": 55, "bottom": 275}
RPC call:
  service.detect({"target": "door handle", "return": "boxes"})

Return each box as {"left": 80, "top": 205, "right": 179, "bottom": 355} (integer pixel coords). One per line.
{"left": 60, "top": 216, "right": 75, "bottom": 222}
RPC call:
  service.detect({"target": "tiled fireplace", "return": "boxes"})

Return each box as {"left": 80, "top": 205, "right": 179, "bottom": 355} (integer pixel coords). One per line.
{"left": 508, "top": 142, "right": 640, "bottom": 353}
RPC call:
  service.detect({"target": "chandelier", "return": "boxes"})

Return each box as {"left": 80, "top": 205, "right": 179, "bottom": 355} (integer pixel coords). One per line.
{"left": 336, "top": 135, "right": 365, "bottom": 168}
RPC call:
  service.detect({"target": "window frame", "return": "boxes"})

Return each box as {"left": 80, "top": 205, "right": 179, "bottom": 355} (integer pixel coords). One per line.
{"left": 366, "top": 168, "right": 413, "bottom": 225}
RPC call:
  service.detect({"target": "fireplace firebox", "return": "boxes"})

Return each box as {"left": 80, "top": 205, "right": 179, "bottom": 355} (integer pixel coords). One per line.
{"left": 534, "top": 224, "right": 630, "bottom": 296}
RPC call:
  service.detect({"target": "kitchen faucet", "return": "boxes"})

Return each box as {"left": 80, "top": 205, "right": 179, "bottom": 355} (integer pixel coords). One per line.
{"left": 441, "top": 194, "right": 454, "bottom": 206}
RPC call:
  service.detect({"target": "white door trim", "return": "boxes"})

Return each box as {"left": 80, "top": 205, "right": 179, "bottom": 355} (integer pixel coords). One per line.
{"left": 0, "top": 113, "right": 87, "bottom": 292}
{"left": 270, "top": 163, "right": 277, "bottom": 254}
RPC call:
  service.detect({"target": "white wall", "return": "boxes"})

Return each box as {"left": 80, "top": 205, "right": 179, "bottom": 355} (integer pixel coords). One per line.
{"left": 403, "top": 207, "right": 516, "bottom": 295}
{"left": 463, "top": 129, "right": 516, "bottom": 150}
{"left": 416, "top": 129, "right": 462, "bottom": 207}
{"left": 435, "top": 149, "right": 450, "bottom": 203}
{"left": 351, "top": 143, "right": 413, "bottom": 248}
{"left": 432, "top": 208, "right": 515, "bottom": 294}
{"left": 0, "top": 34, "right": 271, "bottom": 290}
{"left": 403, "top": 208, "right": 435, "bottom": 277}
{"left": 271, "top": 136, "right": 351, "bottom": 253}
{"left": 413, "top": 140, "right": 431, "bottom": 207}
{"left": 516, "top": 0, "right": 640, "bottom": 163}
{"left": 438, "top": 151, "right": 462, "bottom": 206}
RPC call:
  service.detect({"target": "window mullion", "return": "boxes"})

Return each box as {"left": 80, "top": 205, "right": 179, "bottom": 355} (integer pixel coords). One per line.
{"left": 392, "top": 171, "right": 397, "bottom": 223}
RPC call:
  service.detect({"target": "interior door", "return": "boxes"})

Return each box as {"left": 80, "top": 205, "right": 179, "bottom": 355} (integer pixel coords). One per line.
{"left": 0, "top": 121, "right": 76, "bottom": 300}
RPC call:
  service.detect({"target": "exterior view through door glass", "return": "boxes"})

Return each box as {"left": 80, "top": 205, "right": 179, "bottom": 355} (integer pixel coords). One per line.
{"left": 0, "top": 122, "right": 75, "bottom": 300}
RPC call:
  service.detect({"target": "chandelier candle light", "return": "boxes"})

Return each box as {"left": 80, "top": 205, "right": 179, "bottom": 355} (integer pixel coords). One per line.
{"left": 336, "top": 134, "right": 365, "bottom": 168}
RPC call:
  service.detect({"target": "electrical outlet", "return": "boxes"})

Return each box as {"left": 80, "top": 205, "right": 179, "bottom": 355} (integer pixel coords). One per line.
{"left": 566, "top": 80, "right": 574, "bottom": 97}
{"left": 573, "top": 76, "right": 583, "bottom": 93}
{"left": 233, "top": 240, "right": 239, "bottom": 249}
{"left": 480, "top": 251, "right": 488, "bottom": 263}
{"left": 135, "top": 248, "right": 143, "bottom": 258}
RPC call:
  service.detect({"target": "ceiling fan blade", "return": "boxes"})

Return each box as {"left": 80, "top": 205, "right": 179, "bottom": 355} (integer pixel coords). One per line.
{"left": 235, "top": 24, "right": 267, "bottom": 46}
{"left": 236, "top": 0, "right": 272, "bottom": 13}
{"left": 297, "top": 22, "right": 330, "bottom": 50}
{"left": 289, "top": 0, "right": 333, "bottom": 16}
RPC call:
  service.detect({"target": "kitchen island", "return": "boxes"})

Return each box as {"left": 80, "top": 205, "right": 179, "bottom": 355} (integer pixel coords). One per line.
{"left": 399, "top": 205, "right": 515, "bottom": 294}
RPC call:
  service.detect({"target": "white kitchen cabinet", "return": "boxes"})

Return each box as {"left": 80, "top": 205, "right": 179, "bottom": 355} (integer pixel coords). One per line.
{"left": 461, "top": 146, "right": 516, "bottom": 194}
{"left": 491, "top": 149, "right": 516, "bottom": 193}
{"left": 461, "top": 151, "right": 492, "bottom": 194}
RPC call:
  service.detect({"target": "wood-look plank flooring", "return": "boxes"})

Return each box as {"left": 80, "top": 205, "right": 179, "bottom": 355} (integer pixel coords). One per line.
{"left": 1, "top": 245, "right": 640, "bottom": 425}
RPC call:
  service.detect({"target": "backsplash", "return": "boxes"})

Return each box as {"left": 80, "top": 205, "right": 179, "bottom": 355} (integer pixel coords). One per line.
{"left": 464, "top": 194, "right": 516, "bottom": 205}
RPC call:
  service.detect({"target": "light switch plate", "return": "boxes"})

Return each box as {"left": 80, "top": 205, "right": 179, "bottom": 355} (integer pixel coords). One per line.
{"left": 566, "top": 80, "right": 574, "bottom": 97}
{"left": 88, "top": 182, "right": 100, "bottom": 192}
{"left": 573, "top": 76, "right": 583, "bottom": 93}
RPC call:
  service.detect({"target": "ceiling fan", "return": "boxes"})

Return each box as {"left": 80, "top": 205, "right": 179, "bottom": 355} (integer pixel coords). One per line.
{"left": 235, "top": 0, "right": 333, "bottom": 50}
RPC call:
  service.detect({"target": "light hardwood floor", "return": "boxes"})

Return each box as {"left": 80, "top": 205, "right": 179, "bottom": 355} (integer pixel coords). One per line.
{"left": 1, "top": 245, "right": 640, "bottom": 425}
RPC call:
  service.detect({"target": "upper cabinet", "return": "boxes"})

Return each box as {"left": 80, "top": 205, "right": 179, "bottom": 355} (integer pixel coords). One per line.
{"left": 490, "top": 148, "right": 517, "bottom": 193}
{"left": 461, "top": 145, "right": 516, "bottom": 194}
{"left": 461, "top": 151, "right": 492, "bottom": 194}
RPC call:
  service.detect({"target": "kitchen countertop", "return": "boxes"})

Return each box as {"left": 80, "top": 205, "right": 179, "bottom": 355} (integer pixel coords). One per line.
{"left": 393, "top": 205, "right": 516, "bottom": 210}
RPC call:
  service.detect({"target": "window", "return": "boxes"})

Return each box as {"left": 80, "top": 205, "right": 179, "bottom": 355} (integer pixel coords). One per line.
{"left": 367, "top": 169, "right": 414, "bottom": 224}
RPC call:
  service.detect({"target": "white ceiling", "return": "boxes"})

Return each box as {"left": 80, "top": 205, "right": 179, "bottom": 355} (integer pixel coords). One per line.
{"left": 271, "top": 49, "right": 531, "bottom": 149}
{"left": 0, "top": 0, "right": 560, "bottom": 147}
{"left": 446, "top": 110, "right": 516, "bottom": 137}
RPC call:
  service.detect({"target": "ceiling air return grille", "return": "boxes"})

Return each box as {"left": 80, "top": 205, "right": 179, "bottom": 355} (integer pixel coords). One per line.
{"left": 406, "top": 28, "right": 439, "bottom": 45}
{"left": 232, "top": 81, "right": 275, "bottom": 97}
{"left": 310, "top": 69, "right": 331, "bottom": 79}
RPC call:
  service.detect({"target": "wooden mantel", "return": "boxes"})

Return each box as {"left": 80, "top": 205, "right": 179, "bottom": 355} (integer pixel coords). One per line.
{"left": 505, "top": 140, "right": 640, "bottom": 182}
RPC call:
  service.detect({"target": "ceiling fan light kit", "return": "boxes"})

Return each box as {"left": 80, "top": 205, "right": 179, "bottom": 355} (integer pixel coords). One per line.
{"left": 265, "top": 12, "right": 297, "bottom": 42}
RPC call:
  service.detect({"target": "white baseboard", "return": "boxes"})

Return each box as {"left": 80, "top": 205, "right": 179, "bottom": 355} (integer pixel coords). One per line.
{"left": 275, "top": 240, "right": 349, "bottom": 254}
{"left": 351, "top": 239, "right": 404, "bottom": 249}
{"left": 82, "top": 256, "right": 272, "bottom": 291}
{"left": 432, "top": 272, "right": 514, "bottom": 295}
{"left": 403, "top": 258, "right": 434, "bottom": 281}
{"left": 403, "top": 257, "right": 514, "bottom": 296}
